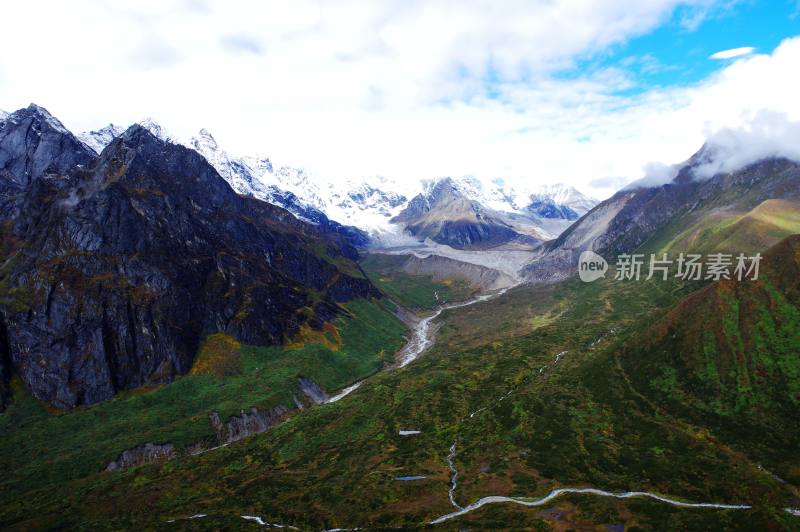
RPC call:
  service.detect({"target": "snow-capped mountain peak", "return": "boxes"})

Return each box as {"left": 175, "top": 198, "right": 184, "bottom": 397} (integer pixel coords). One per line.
{"left": 137, "top": 118, "right": 177, "bottom": 143}
{"left": 0, "top": 108, "right": 8, "bottom": 121}
{"left": 74, "top": 117, "right": 595, "bottom": 247}
{"left": 79, "top": 118, "right": 178, "bottom": 154}
{"left": 187, "top": 128, "right": 274, "bottom": 200}
{"left": 77, "top": 123, "right": 126, "bottom": 154}
{"left": 528, "top": 183, "right": 597, "bottom": 215}
{"left": 19, "top": 103, "right": 71, "bottom": 135}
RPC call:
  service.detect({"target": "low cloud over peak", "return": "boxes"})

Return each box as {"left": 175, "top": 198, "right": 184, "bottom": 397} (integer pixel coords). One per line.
{"left": 627, "top": 110, "right": 800, "bottom": 189}
{"left": 693, "top": 110, "right": 800, "bottom": 179}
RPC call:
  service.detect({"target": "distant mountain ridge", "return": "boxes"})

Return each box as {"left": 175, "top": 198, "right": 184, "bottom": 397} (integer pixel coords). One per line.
{"left": 390, "top": 176, "right": 597, "bottom": 249}
{"left": 522, "top": 148, "right": 800, "bottom": 282}
{"left": 77, "top": 121, "right": 372, "bottom": 247}
{"left": 75, "top": 120, "right": 596, "bottom": 248}
{"left": 391, "top": 177, "right": 527, "bottom": 249}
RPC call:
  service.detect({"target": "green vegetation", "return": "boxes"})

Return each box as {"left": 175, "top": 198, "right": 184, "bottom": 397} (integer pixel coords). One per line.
{"left": 361, "top": 253, "right": 476, "bottom": 311}
{"left": 0, "top": 298, "right": 407, "bottom": 513}
{"left": 2, "top": 225, "right": 799, "bottom": 530}
{"left": 656, "top": 199, "right": 800, "bottom": 256}
{"left": 3, "top": 238, "right": 798, "bottom": 530}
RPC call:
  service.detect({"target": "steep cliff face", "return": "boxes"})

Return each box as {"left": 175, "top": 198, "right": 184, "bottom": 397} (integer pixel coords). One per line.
{"left": 105, "top": 443, "right": 176, "bottom": 471}
{"left": 0, "top": 104, "right": 95, "bottom": 188}
{"left": 0, "top": 109, "right": 378, "bottom": 410}
{"left": 0, "top": 105, "right": 96, "bottom": 219}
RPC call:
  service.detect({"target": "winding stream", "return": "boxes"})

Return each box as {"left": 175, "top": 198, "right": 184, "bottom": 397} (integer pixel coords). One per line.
{"left": 181, "top": 286, "right": 800, "bottom": 527}
{"left": 324, "top": 289, "right": 792, "bottom": 524}
{"left": 429, "top": 488, "right": 754, "bottom": 525}
{"left": 325, "top": 285, "right": 515, "bottom": 403}
{"left": 397, "top": 287, "right": 512, "bottom": 367}
{"left": 433, "top": 347, "right": 773, "bottom": 525}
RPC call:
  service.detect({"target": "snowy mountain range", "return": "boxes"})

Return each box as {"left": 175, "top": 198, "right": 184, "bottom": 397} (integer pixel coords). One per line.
{"left": 389, "top": 177, "right": 598, "bottom": 249}
{"left": 76, "top": 119, "right": 596, "bottom": 248}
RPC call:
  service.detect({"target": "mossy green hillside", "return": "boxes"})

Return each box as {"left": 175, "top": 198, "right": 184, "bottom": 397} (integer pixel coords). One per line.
{"left": 3, "top": 239, "right": 798, "bottom": 530}
{"left": 0, "top": 298, "right": 407, "bottom": 507}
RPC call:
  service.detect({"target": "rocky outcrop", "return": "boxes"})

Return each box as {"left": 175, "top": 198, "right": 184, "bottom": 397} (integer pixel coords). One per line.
{"left": 209, "top": 406, "right": 289, "bottom": 444}
{"left": 0, "top": 104, "right": 95, "bottom": 189}
{"left": 0, "top": 106, "right": 380, "bottom": 410}
{"left": 105, "top": 442, "right": 175, "bottom": 471}
{"left": 0, "top": 105, "right": 96, "bottom": 222}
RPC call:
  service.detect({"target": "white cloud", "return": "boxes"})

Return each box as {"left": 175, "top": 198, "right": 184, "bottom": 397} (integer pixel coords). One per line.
{"left": 624, "top": 162, "right": 679, "bottom": 189}
{"left": 709, "top": 46, "right": 755, "bottom": 59}
{"left": 693, "top": 110, "right": 800, "bottom": 179}
{"left": 0, "top": 1, "right": 796, "bottom": 201}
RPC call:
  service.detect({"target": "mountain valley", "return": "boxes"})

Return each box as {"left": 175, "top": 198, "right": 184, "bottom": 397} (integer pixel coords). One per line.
{"left": 0, "top": 103, "right": 798, "bottom": 531}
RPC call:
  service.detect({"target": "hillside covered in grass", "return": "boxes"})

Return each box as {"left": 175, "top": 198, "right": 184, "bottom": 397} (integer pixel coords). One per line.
{"left": 3, "top": 236, "right": 798, "bottom": 530}
{"left": 0, "top": 298, "right": 406, "bottom": 517}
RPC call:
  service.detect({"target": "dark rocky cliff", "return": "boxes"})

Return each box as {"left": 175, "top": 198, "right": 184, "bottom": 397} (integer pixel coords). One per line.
{"left": 0, "top": 107, "right": 378, "bottom": 409}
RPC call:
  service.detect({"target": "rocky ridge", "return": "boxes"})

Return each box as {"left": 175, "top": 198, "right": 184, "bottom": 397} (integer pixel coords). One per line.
{"left": 0, "top": 105, "right": 378, "bottom": 410}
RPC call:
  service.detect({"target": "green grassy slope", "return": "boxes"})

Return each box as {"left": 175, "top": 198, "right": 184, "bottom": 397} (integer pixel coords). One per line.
{"left": 3, "top": 237, "right": 798, "bottom": 530}
{"left": 361, "top": 254, "right": 476, "bottom": 311}
{"left": 622, "top": 235, "right": 800, "bottom": 484}
{"left": 658, "top": 199, "right": 800, "bottom": 255}
{"left": 0, "top": 298, "right": 407, "bottom": 513}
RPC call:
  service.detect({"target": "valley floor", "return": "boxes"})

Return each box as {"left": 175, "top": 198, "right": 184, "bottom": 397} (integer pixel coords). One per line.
{"left": 1, "top": 247, "right": 799, "bottom": 530}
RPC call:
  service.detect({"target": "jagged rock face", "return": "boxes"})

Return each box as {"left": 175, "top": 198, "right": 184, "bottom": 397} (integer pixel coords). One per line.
{"left": 209, "top": 406, "right": 288, "bottom": 444}
{"left": 0, "top": 104, "right": 95, "bottom": 189}
{"left": 345, "top": 184, "right": 407, "bottom": 213}
{"left": 0, "top": 117, "right": 378, "bottom": 410}
{"left": 393, "top": 178, "right": 522, "bottom": 249}
{"left": 105, "top": 443, "right": 175, "bottom": 471}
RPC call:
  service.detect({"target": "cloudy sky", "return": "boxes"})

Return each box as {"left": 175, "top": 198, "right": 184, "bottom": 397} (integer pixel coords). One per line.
{"left": 1, "top": 0, "right": 799, "bottom": 198}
